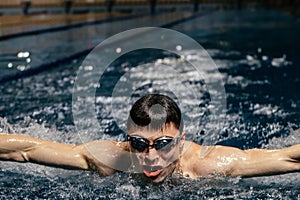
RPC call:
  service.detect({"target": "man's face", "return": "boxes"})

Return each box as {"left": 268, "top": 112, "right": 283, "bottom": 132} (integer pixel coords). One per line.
{"left": 128, "top": 122, "right": 185, "bottom": 182}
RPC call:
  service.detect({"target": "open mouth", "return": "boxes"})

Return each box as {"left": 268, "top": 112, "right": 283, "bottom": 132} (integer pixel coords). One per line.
{"left": 143, "top": 166, "right": 163, "bottom": 177}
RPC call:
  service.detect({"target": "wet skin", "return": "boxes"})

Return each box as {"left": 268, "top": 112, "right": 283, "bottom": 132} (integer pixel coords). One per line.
{"left": 127, "top": 123, "right": 185, "bottom": 182}
{"left": 0, "top": 125, "right": 300, "bottom": 183}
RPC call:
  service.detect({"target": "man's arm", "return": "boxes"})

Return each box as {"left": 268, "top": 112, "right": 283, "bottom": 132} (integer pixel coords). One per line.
{"left": 230, "top": 144, "right": 300, "bottom": 177}
{"left": 189, "top": 143, "right": 300, "bottom": 178}
{"left": 0, "top": 133, "right": 89, "bottom": 169}
{"left": 0, "top": 133, "right": 127, "bottom": 176}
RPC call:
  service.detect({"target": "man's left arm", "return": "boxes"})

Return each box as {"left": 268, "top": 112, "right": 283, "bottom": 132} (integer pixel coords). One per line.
{"left": 229, "top": 144, "right": 300, "bottom": 177}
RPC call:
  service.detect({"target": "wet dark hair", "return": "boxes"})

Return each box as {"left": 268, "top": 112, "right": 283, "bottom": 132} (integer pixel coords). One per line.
{"left": 127, "top": 94, "right": 183, "bottom": 133}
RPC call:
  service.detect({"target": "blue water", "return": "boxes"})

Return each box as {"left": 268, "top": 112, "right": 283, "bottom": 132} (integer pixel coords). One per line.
{"left": 0, "top": 10, "right": 300, "bottom": 199}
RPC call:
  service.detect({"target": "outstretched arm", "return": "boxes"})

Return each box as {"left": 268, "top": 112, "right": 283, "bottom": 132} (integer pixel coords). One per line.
{"left": 190, "top": 142, "right": 300, "bottom": 179}
{"left": 230, "top": 144, "right": 300, "bottom": 177}
{"left": 0, "top": 133, "right": 128, "bottom": 175}
{"left": 0, "top": 133, "right": 89, "bottom": 170}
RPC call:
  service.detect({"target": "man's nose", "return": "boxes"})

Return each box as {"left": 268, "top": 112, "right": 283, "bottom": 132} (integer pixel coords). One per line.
{"left": 144, "top": 147, "right": 159, "bottom": 164}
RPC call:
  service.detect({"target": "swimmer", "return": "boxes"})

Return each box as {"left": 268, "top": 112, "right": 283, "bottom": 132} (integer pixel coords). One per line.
{"left": 0, "top": 94, "right": 299, "bottom": 183}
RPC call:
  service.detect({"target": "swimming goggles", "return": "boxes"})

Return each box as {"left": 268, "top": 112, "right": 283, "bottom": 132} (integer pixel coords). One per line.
{"left": 127, "top": 135, "right": 180, "bottom": 152}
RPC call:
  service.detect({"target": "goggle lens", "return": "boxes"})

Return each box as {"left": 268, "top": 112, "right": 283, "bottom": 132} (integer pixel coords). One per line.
{"left": 128, "top": 135, "right": 177, "bottom": 152}
{"left": 130, "top": 137, "right": 149, "bottom": 152}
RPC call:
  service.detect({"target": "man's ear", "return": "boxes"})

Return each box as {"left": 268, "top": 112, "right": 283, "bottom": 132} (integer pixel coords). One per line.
{"left": 181, "top": 131, "right": 186, "bottom": 141}
{"left": 179, "top": 131, "right": 186, "bottom": 152}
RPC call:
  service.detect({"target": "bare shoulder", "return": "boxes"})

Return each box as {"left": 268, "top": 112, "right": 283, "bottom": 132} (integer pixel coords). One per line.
{"left": 180, "top": 142, "right": 247, "bottom": 178}
{"left": 77, "top": 140, "right": 131, "bottom": 175}
{"left": 181, "top": 141, "right": 245, "bottom": 163}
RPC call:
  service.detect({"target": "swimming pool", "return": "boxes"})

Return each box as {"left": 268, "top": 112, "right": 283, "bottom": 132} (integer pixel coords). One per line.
{"left": 0, "top": 10, "right": 300, "bottom": 199}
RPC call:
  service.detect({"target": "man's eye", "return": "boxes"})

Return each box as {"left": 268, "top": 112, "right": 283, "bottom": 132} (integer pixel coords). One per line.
{"left": 156, "top": 140, "right": 172, "bottom": 149}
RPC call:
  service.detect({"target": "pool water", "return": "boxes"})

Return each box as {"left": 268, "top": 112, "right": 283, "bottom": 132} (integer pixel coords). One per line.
{"left": 0, "top": 10, "right": 300, "bottom": 199}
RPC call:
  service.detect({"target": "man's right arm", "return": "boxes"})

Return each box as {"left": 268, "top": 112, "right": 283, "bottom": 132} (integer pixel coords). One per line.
{"left": 0, "top": 133, "right": 127, "bottom": 176}
{"left": 0, "top": 133, "right": 91, "bottom": 169}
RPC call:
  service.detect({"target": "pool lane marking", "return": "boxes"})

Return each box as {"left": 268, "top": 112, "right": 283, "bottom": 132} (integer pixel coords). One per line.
{"left": 0, "top": 13, "right": 122, "bottom": 28}
{"left": 0, "top": 14, "right": 143, "bottom": 42}
{"left": 161, "top": 12, "right": 206, "bottom": 28}
{"left": 0, "top": 11, "right": 207, "bottom": 83}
